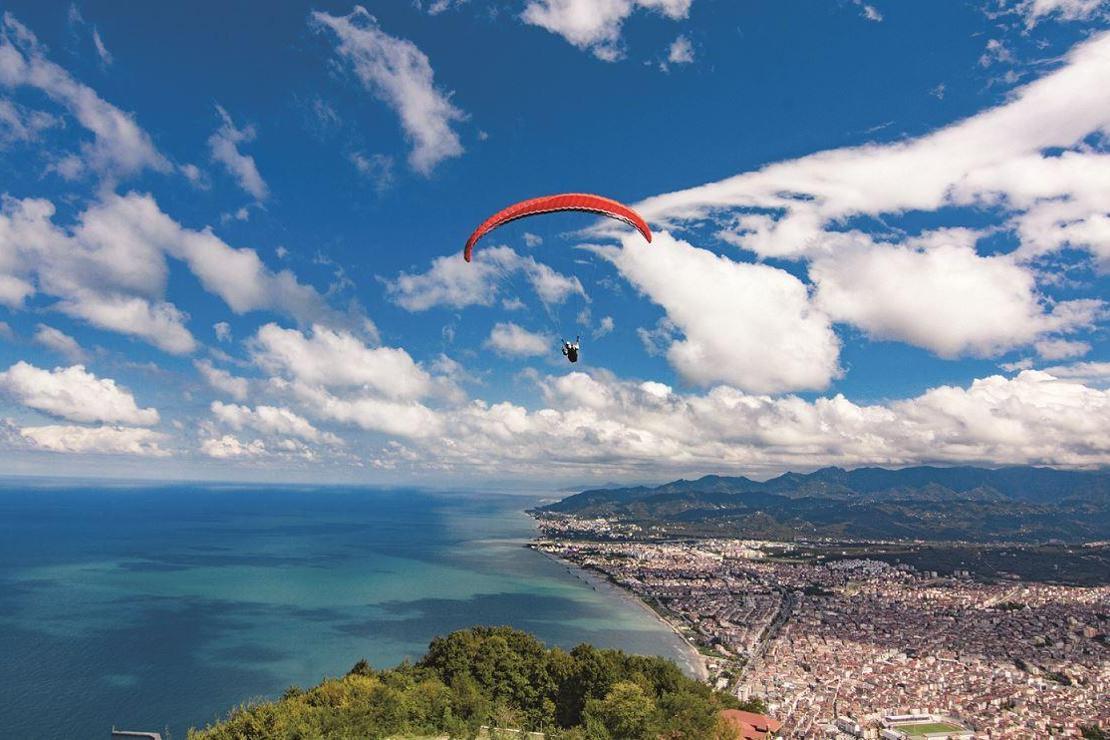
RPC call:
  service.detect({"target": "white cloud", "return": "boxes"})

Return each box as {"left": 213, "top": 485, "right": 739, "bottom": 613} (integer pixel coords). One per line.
{"left": 1034, "top": 338, "right": 1090, "bottom": 360}
{"left": 594, "top": 315, "right": 615, "bottom": 338}
{"left": 0, "top": 13, "right": 170, "bottom": 180}
{"left": 210, "top": 400, "right": 341, "bottom": 445}
{"left": 0, "top": 96, "right": 59, "bottom": 144}
{"left": 635, "top": 31, "right": 1110, "bottom": 255}
{"left": 250, "top": 323, "right": 432, "bottom": 399}
{"left": 200, "top": 434, "right": 266, "bottom": 459}
{"left": 91, "top": 28, "right": 112, "bottom": 67}
{"left": 0, "top": 361, "right": 158, "bottom": 425}
{"left": 313, "top": 7, "right": 466, "bottom": 174}
{"left": 349, "top": 151, "right": 395, "bottom": 192}
{"left": 979, "top": 38, "right": 1014, "bottom": 68}
{"left": 1040, "top": 360, "right": 1110, "bottom": 386}
{"left": 213, "top": 321, "right": 231, "bottom": 342}
{"left": 485, "top": 322, "right": 550, "bottom": 357}
{"left": 386, "top": 245, "right": 584, "bottom": 311}
{"left": 418, "top": 0, "right": 468, "bottom": 13}
{"left": 395, "top": 369, "right": 1110, "bottom": 475}
{"left": 21, "top": 424, "right": 168, "bottom": 456}
{"left": 1020, "top": 0, "right": 1108, "bottom": 27}
{"left": 286, "top": 380, "right": 443, "bottom": 438}
{"left": 625, "top": 31, "right": 1110, "bottom": 362}
{"left": 0, "top": 192, "right": 351, "bottom": 354}
{"left": 597, "top": 232, "right": 841, "bottom": 392}
{"left": 32, "top": 324, "right": 87, "bottom": 362}
{"left": 521, "top": 0, "right": 693, "bottom": 61}
{"left": 194, "top": 359, "right": 248, "bottom": 401}
{"left": 180, "top": 163, "right": 206, "bottom": 188}
{"left": 809, "top": 230, "right": 1099, "bottom": 358}
{"left": 60, "top": 292, "right": 195, "bottom": 355}
{"left": 664, "top": 34, "right": 694, "bottom": 67}
{"left": 208, "top": 105, "right": 268, "bottom": 200}
{"left": 854, "top": 1, "right": 883, "bottom": 22}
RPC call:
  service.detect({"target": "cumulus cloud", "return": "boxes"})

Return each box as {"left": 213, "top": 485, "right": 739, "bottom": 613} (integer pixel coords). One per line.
{"left": 386, "top": 245, "right": 584, "bottom": 311}
{"left": 32, "top": 324, "right": 86, "bottom": 362}
{"left": 21, "top": 424, "right": 168, "bottom": 456}
{"left": 200, "top": 434, "right": 266, "bottom": 459}
{"left": 213, "top": 321, "right": 231, "bottom": 342}
{"left": 208, "top": 105, "right": 268, "bottom": 200}
{"left": 623, "top": 30, "right": 1110, "bottom": 363}
{"left": 285, "top": 380, "right": 443, "bottom": 438}
{"left": 597, "top": 232, "right": 841, "bottom": 392}
{"left": 0, "top": 361, "right": 159, "bottom": 425}
{"left": 0, "top": 192, "right": 349, "bottom": 354}
{"left": 250, "top": 323, "right": 432, "bottom": 399}
{"left": 313, "top": 7, "right": 465, "bottom": 174}
{"left": 194, "top": 359, "right": 248, "bottom": 401}
{"left": 485, "top": 322, "right": 550, "bottom": 357}
{"left": 386, "top": 369, "right": 1110, "bottom": 475}
{"left": 521, "top": 0, "right": 693, "bottom": 61}
{"left": 809, "top": 230, "right": 1099, "bottom": 358}
{"left": 0, "top": 13, "right": 170, "bottom": 181}
{"left": 245, "top": 323, "right": 456, "bottom": 440}
{"left": 210, "top": 400, "right": 341, "bottom": 445}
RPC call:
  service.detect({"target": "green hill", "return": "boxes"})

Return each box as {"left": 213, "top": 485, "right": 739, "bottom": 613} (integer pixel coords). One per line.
{"left": 188, "top": 627, "right": 748, "bottom": 739}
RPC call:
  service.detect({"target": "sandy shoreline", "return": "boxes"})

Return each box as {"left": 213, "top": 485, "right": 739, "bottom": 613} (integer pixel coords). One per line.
{"left": 534, "top": 548, "right": 710, "bottom": 683}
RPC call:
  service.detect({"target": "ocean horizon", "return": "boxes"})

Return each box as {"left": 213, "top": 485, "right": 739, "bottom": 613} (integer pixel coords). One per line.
{"left": 0, "top": 480, "right": 690, "bottom": 739}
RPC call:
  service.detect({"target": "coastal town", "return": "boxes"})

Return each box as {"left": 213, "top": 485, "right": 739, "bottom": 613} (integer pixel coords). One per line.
{"left": 531, "top": 516, "right": 1110, "bottom": 739}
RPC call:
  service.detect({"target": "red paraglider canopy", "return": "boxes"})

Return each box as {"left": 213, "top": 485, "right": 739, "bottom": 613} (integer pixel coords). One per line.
{"left": 464, "top": 193, "right": 652, "bottom": 262}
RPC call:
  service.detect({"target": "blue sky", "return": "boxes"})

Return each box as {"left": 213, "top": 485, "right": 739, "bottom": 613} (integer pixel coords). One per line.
{"left": 0, "top": 0, "right": 1107, "bottom": 484}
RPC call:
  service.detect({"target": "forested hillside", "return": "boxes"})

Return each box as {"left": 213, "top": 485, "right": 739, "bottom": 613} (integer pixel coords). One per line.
{"left": 188, "top": 627, "right": 747, "bottom": 739}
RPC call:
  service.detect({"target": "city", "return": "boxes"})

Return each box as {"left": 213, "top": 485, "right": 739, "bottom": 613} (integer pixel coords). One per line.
{"left": 532, "top": 516, "right": 1110, "bottom": 738}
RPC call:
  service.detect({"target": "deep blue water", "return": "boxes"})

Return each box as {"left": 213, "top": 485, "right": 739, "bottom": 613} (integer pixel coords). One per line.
{"left": 0, "top": 482, "right": 687, "bottom": 739}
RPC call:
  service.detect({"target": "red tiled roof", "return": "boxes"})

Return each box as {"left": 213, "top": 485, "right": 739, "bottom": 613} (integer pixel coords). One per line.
{"left": 720, "top": 709, "right": 783, "bottom": 739}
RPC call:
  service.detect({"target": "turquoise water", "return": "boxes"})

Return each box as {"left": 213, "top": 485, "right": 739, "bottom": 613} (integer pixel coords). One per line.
{"left": 0, "top": 483, "right": 687, "bottom": 739}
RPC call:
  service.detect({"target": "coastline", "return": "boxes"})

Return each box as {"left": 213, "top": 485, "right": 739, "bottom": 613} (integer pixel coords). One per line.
{"left": 534, "top": 548, "right": 710, "bottom": 683}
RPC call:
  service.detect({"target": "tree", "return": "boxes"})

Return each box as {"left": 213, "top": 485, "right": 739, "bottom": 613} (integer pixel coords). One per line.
{"left": 582, "top": 681, "right": 656, "bottom": 739}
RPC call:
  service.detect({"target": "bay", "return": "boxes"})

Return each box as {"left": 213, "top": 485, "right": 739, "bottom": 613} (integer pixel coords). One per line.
{"left": 0, "top": 482, "right": 689, "bottom": 739}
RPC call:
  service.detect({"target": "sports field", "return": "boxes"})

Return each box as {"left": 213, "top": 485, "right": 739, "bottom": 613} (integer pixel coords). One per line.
{"left": 894, "top": 722, "right": 964, "bottom": 736}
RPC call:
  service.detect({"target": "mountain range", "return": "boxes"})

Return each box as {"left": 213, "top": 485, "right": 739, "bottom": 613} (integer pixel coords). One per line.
{"left": 539, "top": 466, "right": 1110, "bottom": 542}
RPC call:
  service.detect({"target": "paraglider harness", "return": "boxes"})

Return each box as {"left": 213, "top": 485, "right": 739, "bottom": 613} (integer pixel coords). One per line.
{"left": 562, "top": 337, "right": 580, "bottom": 363}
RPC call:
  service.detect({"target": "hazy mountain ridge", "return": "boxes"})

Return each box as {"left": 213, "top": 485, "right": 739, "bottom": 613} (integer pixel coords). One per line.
{"left": 539, "top": 466, "right": 1110, "bottom": 542}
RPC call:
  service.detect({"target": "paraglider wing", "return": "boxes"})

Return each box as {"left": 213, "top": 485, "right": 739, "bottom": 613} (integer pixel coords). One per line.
{"left": 463, "top": 193, "right": 652, "bottom": 262}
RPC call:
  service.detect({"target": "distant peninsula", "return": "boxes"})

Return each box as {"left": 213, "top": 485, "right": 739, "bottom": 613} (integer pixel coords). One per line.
{"left": 536, "top": 465, "right": 1110, "bottom": 543}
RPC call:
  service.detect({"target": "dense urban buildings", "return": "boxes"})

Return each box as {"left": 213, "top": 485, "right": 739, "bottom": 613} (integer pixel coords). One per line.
{"left": 533, "top": 516, "right": 1109, "bottom": 738}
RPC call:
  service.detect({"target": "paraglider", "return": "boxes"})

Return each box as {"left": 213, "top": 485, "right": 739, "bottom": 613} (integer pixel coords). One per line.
{"left": 561, "top": 337, "right": 580, "bottom": 363}
{"left": 463, "top": 193, "right": 652, "bottom": 262}
{"left": 463, "top": 194, "right": 651, "bottom": 363}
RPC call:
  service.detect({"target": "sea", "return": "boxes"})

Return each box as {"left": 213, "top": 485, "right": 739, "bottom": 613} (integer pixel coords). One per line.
{"left": 0, "top": 481, "right": 690, "bottom": 739}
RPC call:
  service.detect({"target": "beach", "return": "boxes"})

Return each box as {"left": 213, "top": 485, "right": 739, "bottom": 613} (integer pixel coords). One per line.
{"left": 532, "top": 547, "right": 710, "bottom": 682}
